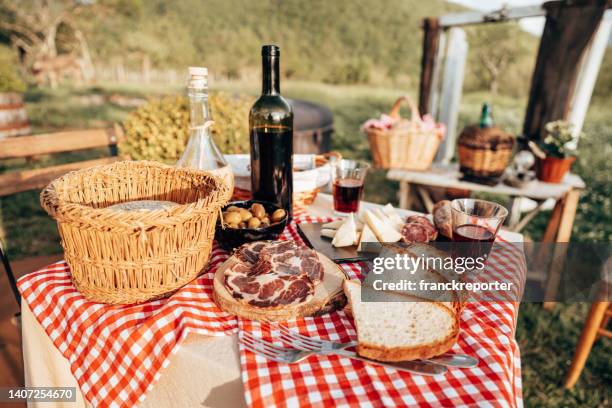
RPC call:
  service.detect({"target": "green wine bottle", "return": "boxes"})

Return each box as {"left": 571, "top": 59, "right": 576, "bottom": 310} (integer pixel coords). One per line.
{"left": 479, "top": 103, "right": 493, "bottom": 128}
{"left": 249, "top": 45, "right": 294, "bottom": 221}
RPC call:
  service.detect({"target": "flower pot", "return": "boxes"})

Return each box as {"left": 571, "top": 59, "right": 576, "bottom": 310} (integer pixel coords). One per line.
{"left": 536, "top": 156, "right": 575, "bottom": 183}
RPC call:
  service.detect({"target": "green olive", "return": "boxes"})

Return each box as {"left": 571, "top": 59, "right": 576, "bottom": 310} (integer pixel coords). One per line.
{"left": 239, "top": 208, "right": 253, "bottom": 222}
{"left": 247, "top": 217, "right": 261, "bottom": 229}
{"left": 271, "top": 209, "right": 286, "bottom": 223}
{"left": 224, "top": 211, "right": 241, "bottom": 225}
{"left": 250, "top": 203, "right": 266, "bottom": 219}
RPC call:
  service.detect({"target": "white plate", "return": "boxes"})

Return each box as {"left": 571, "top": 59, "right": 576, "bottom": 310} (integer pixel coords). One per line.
{"left": 224, "top": 154, "right": 331, "bottom": 193}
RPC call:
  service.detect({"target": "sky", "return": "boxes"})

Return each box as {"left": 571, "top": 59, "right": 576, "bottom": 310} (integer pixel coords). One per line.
{"left": 446, "top": 0, "right": 547, "bottom": 36}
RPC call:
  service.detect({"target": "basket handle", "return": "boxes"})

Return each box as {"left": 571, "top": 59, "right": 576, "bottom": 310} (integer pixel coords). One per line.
{"left": 389, "top": 95, "right": 421, "bottom": 123}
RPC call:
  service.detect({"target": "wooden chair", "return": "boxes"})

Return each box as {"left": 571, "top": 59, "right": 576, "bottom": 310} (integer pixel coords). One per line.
{"left": 0, "top": 127, "right": 124, "bottom": 305}
{"left": 564, "top": 275, "right": 611, "bottom": 388}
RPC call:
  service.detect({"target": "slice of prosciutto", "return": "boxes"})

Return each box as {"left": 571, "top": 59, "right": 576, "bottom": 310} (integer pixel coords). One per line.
{"left": 224, "top": 240, "right": 324, "bottom": 307}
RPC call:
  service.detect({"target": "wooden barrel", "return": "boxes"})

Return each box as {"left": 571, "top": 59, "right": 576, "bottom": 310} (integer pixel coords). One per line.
{"left": 0, "top": 92, "right": 30, "bottom": 138}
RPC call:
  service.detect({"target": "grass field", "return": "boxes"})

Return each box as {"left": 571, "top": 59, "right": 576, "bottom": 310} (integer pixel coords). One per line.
{"left": 1, "top": 82, "right": 610, "bottom": 406}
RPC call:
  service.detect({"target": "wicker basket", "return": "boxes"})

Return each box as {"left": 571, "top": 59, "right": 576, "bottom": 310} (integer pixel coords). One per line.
{"left": 40, "top": 161, "right": 229, "bottom": 305}
{"left": 364, "top": 96, "right": 444, "bottom": 170}
{"left": 457, "top": 126, "right": 514, "bottom": 181}
{"left": 231, "top": 152, "right": 341, "bottom": 206}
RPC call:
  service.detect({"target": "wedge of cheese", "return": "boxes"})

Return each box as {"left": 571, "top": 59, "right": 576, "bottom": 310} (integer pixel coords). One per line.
{"left": 322, "top": 220, "right": 343, "bottom": 229}
{"left": 357, "top": 223, "right": 379, "bottom": 252}
{"left": 332, "top": 213, "right": 357, "bottom": 247}
{"left": 320, "top": 228, "right": 336, "bottom": 239}
{"left": 364, "top": 210, "right": 402, "bottom": 243}
{"left": 373, "top": 209, "right": 402, "bottom": 232}
{"left": 382, "top": 203, "right": 405, "bottom": 226}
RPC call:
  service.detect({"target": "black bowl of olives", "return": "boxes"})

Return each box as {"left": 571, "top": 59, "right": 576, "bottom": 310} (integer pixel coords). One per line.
{"left": 214, "top": 200, "right": 288, "bottom": 251}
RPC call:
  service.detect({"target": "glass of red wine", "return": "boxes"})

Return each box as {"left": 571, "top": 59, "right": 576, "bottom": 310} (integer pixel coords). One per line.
{"left": 331, "top": 159, "right": 370, "bottom": 215}
{"left": 450, "top": 198, "right": 508, "bottom": 263}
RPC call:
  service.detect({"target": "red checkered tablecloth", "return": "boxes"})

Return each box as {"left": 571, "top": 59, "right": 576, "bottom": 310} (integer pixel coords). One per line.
{"left": 238, "top": 217, "right": 526, "bottom": 408}
{"left": 18, "top": 206, "right": 525, "bottom": 407}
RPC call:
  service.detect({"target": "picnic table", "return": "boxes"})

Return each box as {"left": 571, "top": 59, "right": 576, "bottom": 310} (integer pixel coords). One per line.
{"left": 387, "top": 163, "right": 585, "bottom": 238}
{"left": 20, "top": 193, "right": 526, "bottom": 408}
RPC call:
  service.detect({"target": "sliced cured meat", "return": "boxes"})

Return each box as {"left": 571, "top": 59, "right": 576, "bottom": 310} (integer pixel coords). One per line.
{"left": 223, "top": 240, "right": 324, "bottom": 308}
{"left": 234, "top": 241, "right": 268, "bottom": 264}
{"left": 262, "top": 245, "right": 324, "bottom": 284}
{"left": 226, "top": 268, "right": 314, "bottom": 306}
{"left": 405, "top": 215, "right": 438, "bottom": 241}
{"left": 401, "top": 222, "right": 430, "bottom": 243}
{"left": 433, "top": 200, "right": 452, "bottom": 239}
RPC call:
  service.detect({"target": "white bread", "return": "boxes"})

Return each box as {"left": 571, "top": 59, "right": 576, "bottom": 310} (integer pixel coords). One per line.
{"left": 343, "top": 279, "right": 459, "bottom": 362}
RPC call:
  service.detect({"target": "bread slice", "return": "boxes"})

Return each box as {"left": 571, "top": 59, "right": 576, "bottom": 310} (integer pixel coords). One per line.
{"left": 343, "top": 279, "right": 459, "bottom": 362}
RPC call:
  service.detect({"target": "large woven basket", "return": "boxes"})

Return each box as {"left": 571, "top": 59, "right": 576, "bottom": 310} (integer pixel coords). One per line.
{"left": 457, "top": 125, "right": 514, "bottom": 180}
{"left": 365, "top": 96, "right": 444, "bottom": 170}
{"left": 40, "top": 161, "right": 229, "bottom": 304}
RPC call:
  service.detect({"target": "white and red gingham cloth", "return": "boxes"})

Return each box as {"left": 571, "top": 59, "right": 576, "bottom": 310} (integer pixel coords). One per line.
{"left": 18, "top": 207, "right": 525, "bottom": 407}
{"left": 238, "top": 231, "right": 526, "bottom": 407}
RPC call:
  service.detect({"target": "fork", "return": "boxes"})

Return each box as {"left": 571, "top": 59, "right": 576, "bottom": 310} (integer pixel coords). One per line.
{"left": 240, "top": 331, "right": 448, "bottom": 376}
{"left": 276, "top": 324, "right": 479, "bottom": 369}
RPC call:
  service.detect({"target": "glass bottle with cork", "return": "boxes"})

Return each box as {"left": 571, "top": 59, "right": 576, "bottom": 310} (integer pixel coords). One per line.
{"left": 177, "top": 67, "right": 234, "bottom": 199}
{"left": 249, "top": 45, "right": 294, "bottom": 221}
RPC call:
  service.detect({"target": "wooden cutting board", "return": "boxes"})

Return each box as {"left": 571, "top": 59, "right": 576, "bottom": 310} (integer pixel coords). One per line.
{"left": 297, "top": 222, "right": 380, "bottom": 263}
{"left": 213, "top": 251, "right": 348, "bottom": 322}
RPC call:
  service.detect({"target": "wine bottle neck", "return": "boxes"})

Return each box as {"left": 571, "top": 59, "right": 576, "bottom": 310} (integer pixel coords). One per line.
{"left": 262, "top": 55, "right": 280, "bottom": 95}
{"left": 188, "top": 88, "right": 212, "bottom": 129}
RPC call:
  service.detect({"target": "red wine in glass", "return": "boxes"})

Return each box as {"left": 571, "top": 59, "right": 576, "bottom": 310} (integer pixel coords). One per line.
{"left": 452, "top": 224, "right": 496, "bottom": 261}
{"left": 333, "top": 178, "right": 364, "bottom": 213}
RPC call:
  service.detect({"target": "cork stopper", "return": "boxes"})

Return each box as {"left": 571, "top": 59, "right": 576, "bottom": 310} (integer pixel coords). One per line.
{"left": 188, "top": 66, "right": 208, "bottom": 88}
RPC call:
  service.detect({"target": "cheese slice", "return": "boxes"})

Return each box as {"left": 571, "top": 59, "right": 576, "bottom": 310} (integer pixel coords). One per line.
{"left": 382, "top": 203, "right": 405, "bottom": 225}
{"left": 332, "top": 213, "right": 357, "bottom": 247}
{"left": 375, "top": 209, "right": 403, "bottom": 232}
{"left": 357, "top": 223, "right": 379, "bottom": 252}
{"left": 322, "top": 220, "right": 343, "bottom": 229}
{"left": 355, "top": 220, "right": 364, "bottom": 232}
{"left": 320, "top": 228, "right": 336, "bottom": 239}
{"left": 364, "top": 210, "right": 402, "bottom": 243}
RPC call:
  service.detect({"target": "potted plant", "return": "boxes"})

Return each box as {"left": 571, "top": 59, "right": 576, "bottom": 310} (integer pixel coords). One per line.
{"left": 533, "top": 120, "right": 580, "bottom": 183}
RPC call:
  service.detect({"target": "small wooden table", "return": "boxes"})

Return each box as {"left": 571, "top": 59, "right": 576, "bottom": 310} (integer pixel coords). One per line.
{"left": 387, "top": 163, "right": 584, "bottom": 240}
{"left": 387, "top": 163, "right": 585, "bottom": 309}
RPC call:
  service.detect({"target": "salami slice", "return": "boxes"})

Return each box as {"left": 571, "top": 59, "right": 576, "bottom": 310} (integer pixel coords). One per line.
{"left": 405, "top": 215, "right": 438, "bottom": 241}
{"left": 401, "top": 222, "right": 430, "bottom": 243}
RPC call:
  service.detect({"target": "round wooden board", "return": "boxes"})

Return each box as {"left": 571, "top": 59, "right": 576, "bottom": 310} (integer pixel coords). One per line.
{"left": 213, "top": 252, "right": 349, "bottom": 322}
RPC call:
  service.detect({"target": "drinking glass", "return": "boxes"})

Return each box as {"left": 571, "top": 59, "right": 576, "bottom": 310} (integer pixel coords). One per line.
{"left": 450, "top": 198, "right": 508, "bottom": 261}
{"left": 331, "top": 160, "right": 370, "bottom": 215}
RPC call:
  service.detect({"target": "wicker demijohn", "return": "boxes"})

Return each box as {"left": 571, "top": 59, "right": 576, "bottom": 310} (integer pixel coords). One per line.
{"left": 457, "top": 125, "right": 514, "bottom": 182}
{"left": 40, "top": 161, "right": 229, "bottom": 304}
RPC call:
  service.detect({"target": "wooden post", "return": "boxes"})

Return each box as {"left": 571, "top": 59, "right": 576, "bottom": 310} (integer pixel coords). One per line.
{"left": 419, "top": 18, "right": 441, "bottom": 115}
{"left": 435, "top": 27, "right": 468, "bottom": 163}
{"left": 522, "top": 0, "right": 608, "bottom": 142}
